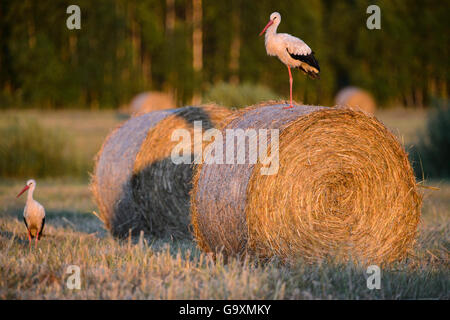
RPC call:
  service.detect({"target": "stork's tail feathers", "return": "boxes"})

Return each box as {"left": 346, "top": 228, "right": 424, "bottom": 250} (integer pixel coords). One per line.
{"left": 287, "top": 49, "right": 320, "bottom": 79}
{"left": 38, "top": 217, "right": 45, "bottom": 240}
{"left": 299, "top": 65, "right": 320, "bottom": 79}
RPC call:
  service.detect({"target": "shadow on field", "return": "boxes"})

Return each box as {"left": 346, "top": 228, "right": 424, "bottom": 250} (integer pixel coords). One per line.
{"left": 0, "top": 229, "right": 30, "bottom": 246}
{"left": 44, "top": 210, "right": 106, "bottom": 236}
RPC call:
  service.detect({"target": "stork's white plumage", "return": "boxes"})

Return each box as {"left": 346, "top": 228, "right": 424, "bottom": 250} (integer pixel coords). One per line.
{"left": 17, "top": 179, "right": 45, "bottom": 249}
{"left": 259, "top": 12, "right": 320, "bottom": 109}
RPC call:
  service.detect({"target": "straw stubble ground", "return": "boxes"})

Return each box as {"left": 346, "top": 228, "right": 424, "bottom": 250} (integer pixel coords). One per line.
{"left": 0, "top": 109, "right": 448, "bottom": 299}
{"left": 0, "top": 180, "right": 448, "bottom": 299}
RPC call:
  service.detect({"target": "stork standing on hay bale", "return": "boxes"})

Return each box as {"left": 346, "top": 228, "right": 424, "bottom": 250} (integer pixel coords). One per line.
{"left": 17, "top": 179, "right": 45, "bottom": 249}
{"left": 259, "top": 12, "right": 320, "bottom": 109}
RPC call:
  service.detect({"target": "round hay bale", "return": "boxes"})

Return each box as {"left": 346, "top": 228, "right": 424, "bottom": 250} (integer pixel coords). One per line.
{"left": 191, "top": 102, "right": 422, "bottom": 265}
{"left": 335, "top": 87, "right": 377, "bottom": 114}
{"left": 130, "top": 91, "right": 176, "bottom": 116}
{"left": 91, "top": 104, "right": 233, "bottom": 239}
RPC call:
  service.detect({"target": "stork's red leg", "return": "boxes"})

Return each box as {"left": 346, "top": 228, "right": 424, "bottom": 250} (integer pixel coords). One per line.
{"left": 283, "top": 65, "right": 294, "bottom": 109}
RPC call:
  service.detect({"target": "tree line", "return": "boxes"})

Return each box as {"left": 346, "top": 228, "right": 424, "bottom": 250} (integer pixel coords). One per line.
{"left": 0, "top": 0, "right": 448, "bottom": 109}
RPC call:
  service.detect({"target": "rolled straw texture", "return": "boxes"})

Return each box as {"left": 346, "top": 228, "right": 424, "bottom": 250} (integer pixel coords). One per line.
{"left": 191, "top": 102, "right": 421, "bottom": 265}
{"left": 92, "top": 104, "right": 232, "bottom": 238}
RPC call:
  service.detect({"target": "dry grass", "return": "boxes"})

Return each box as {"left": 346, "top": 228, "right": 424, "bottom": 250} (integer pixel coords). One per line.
{"left": 0, "top": 179, "right": 448, "bottom": 299}
{"left": 192, "top": 102, "right": 421, "bottom": 265}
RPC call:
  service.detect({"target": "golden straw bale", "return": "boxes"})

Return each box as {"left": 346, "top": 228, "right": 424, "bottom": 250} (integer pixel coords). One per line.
{"left": 129, "top": 91, "right": 176, "bottom": 116}
{"left": 191, "top": 101, "right": 421, "bottom": 265}
{"left": 91, "top": 104, "right": 232, "bottom": 238}
{"left": 335, "top": 87, "right": 377, "bottom": 114}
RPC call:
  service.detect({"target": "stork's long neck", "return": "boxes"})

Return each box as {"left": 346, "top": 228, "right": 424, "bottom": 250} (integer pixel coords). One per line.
{"left": 265, "top": 22, "right": 279, "bottom": 39}
{"left": 27, "top": 186, "right": 35, "bottom": 203}
{"left": 264, "top": 22, "right": 279, "bottom": 42}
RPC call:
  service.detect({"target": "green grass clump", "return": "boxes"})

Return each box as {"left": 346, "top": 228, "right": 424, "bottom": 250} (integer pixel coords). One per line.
{"left": 203, "top": 82, "right": 280, "bottom": 109}
{"left": 412, "top": 99, "right": 450, "bottom": 179}
{"left": 0, "top": 116, "right": 88, "bottom": 179}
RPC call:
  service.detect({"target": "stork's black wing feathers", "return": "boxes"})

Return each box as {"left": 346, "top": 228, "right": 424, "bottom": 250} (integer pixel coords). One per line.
{"left": 38, "top": 217, "right": 45, "bottom": 240}
{"left": 287, "top": 49, "right": 320, "bottom": 71}
{"left": 287, "top": 49, "right": 320, "bottom": 79}
{"left": 23, "top": 217, "right": 35, "bottom": 239}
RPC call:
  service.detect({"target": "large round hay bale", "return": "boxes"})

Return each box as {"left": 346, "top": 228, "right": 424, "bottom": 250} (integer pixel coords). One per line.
{"left": 129, "top": 91, "right": 176, "bottom": 116}
{"left": 335, "top": 87, "right": 376, "bottom": 114}
{"left": 91, "top": 104, "right": 233, "bottom": 239}
{"left": 191, "top": 102, "right": 422, "bottom": 265}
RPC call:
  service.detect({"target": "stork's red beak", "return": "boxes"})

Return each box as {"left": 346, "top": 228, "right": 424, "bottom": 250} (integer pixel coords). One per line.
{"left": 17, "top": 185, "right": 29, "bottom": 198}
{"left": 259, "top": 20, "right": 274, "bottom": 36}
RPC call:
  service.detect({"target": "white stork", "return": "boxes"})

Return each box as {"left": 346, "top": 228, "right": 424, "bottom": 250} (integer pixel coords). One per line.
{"left": 259, "top": 12, "right": 320, "bottom": 109}
{"left": 17, "top": 179, "right": 45, "bottom": 249}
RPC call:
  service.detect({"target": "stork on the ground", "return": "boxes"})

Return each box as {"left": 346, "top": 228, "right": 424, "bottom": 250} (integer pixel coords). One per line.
{"left": 17, "top": 179, "right": 45, "bottom": 249}
{"left": 259, "top": 12, "right": 320, "bottom": 109}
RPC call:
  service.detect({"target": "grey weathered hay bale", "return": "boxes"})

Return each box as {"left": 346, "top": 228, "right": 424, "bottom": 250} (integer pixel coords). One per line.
{"left": 130, "top": 91, "right": 176, "bottom": 116}
{"left": 91, "top": 104, "right": 232, "bottom": 239}
{"left": 191, "top": 102, "right": 422, "bottom": 265}
{"left": 335, "top": 87, "right": 377, "bottom": 114}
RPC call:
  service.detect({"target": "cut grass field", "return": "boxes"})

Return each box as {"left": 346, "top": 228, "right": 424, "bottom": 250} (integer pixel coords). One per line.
{"left": 0, "top": 108, "right": 448, "bottom": 299}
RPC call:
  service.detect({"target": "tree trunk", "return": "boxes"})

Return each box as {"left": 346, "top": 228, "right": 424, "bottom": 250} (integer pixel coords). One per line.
{"left": 165, "top": 0, "right": 176, "bottom": 99}
{"left": 142, "top": 52, "right": 152, "bottom": 88}
{"left": 27, "top": 12, "right": 35, "bottom": 49}
{"left": 414, "top": 87, "right": 424, "bottom": 109}
{"left": 130, "top": 3, "right": 141, "bottom": 70}
{"left": 192, "top": 0, "right": 203, "bottom": 104}
{"left": 166, "top": 0, "right": 175, "bottom": 36}
{"left": 229, "top": 5, "right": 240, "bottom": 85}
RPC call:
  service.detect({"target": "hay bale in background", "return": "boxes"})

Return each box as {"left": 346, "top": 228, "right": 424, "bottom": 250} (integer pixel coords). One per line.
{"left": 191, "top": 102, "right": 421, "bottom": 265}
{"left": 129, "top": 91, "right": 176, "bottom": 116}
{"left": 92, "top": 104, "right": 232, "bottom": 239}
{"left": 335, "top": 87, "right": 377, "bottom": 114}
